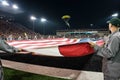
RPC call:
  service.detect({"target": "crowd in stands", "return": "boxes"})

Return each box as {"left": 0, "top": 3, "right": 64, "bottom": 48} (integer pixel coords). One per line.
{"left": 0, "top": 20, "right": 41, "bottom": 40}
{"left": 0, "top": 18, "right": 108, "bottom": 41}
{"left": 0, "top": 19, "right": 63, "bottom": 40}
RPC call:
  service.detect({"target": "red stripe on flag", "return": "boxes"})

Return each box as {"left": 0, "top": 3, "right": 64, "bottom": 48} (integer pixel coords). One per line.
{"left": 59, "top": 43, "right": 94, "bottom": 57}
{"left": 7, "top": 38, "right": 79, "bottom": 49}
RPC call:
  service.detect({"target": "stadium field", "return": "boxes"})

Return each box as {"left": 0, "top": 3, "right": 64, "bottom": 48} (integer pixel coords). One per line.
{"left": 3, "top": 67, "right": 69, "bottom": 80}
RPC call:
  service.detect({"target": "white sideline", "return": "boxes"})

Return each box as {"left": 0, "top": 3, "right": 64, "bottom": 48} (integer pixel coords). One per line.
{"left": 1, "top": 59, "right": 103, "bottom": 80}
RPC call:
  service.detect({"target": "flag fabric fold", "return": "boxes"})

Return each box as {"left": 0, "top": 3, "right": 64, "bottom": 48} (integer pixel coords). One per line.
{"left": 59, "top": 43, "right": 94, "bottom": 57}
{"left": 7, "top": 38, "right": 104, "bottom": 57}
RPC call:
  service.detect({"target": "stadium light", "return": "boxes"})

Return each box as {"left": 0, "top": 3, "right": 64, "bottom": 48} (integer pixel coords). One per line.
{"left": 40, "top": 18, "right": 47, "bottom": 35}
{"left": 30, "top": 16, "right": 37, "bottom": 21}
{"left": 112, "top": 13, "right": 118, "bottom": 17}
{"left": 2, "top": 1, "right": 9, "bottom": 6}
{"left": 12, "top": 4, "right": 19, "bottom": 9}
{"left": 40, "top": 18, "right": 47, "bottom": 23}
{"left": 30, "top": 16, "right": 37, "bottom": 32}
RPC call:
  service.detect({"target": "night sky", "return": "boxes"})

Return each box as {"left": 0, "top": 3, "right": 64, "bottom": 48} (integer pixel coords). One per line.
{"left": 4, "top": 0, "right": 120, "bottom": 34}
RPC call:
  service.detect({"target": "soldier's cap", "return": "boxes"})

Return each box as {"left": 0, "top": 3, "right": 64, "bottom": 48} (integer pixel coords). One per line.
{"left": 107, "top": 18, "right": 120, "bottom": 27}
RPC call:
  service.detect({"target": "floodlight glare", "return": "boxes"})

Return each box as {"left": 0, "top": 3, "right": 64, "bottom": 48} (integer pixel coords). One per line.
{"left": 12, "top": 4, "right": 19, "bottom": 9}
{"left": 2, "top": 1, "right": 9, "bottom": 6}
{"left": 112, "top": 13, "right": 118, "bottom": 17}
{"left": 30, "top": 16, "right": 37, "bottom": 21}
{"left": 41, "top": 18, "right": 47, "bottom": 22}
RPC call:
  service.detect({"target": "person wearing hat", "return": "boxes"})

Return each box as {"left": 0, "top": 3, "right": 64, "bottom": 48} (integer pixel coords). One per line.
{"left": 89, "top": 18, "right": 120, "bottom": 80}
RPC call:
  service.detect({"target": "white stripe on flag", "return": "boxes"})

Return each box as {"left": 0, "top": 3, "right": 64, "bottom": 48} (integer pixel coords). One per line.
{"left": 7, "top": 38, "right": 79, "bottom": 49}
{"left": 25, "top": 47, "right": 63, "bottom": 57}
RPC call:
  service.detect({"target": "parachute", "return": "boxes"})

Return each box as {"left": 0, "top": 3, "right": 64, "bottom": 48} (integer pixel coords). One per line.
{"left": 62, "top": 15, "right": 71, "bottom": 27}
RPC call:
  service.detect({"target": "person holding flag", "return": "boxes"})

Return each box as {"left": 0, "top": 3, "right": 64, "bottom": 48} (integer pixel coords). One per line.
{"left": 89, "top": 18, "right": 120, "bottom": 80}
{"left": 0, "top": 34, "right": 22, "bottom": 80}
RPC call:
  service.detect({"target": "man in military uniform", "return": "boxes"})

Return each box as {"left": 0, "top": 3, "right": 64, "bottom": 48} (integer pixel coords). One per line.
{"left": 89, "top": 18, "right": 120, "bottom": 80}
{"left": 0, "top": 36, "right": 21, "bottom": 80}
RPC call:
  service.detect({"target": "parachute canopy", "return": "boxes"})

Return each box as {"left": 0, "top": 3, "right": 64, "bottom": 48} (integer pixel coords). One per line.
{"left": 62, "top": 15, "right": 71, "bottom": 20}
{"left": 62, "top": 15, "right": 71, "bottom": 27}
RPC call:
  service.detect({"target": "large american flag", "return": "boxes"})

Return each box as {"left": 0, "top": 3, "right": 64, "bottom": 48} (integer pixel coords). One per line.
{"left": 7, "top": 38, "right": 80, "bottom": 49}
{"left": 7, "top": 38, "right": 104, "bottom": 57}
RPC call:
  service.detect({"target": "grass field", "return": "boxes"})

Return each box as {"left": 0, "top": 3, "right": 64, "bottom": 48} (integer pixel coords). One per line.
{"left": 3, "top": 67, "right": 69, "bottom": 80}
